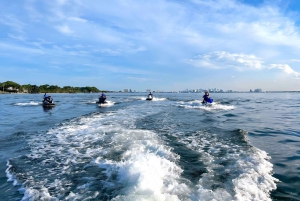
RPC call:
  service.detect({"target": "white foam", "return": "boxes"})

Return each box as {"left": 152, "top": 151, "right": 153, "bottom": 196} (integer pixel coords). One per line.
{"left": 232, "top": 149, "right": 279, "bottom": 201}
{"left": 87, "top": 100, "right": 97, "bottom": 104}
{"left": 179, "top": 100, "right": 235, "bottom": 111}
{"left": 135, "top": 96, "right": 166, "bottom": 101}
{"left": 6, "top": 100, "right": 276, "bottom": 201}
{"left": 14, "top": 101, "right": 40, "bottom": 106}
{"left": 152, "top": 97, "right": 167, "bottom": 101}
{"left": 98, "top": 100, "right": 115, "bottom": 107}
{"left": 199, "top": 103, "right": 235, "bottom": 111}
{"left": 136, "top": 96, "right": 148, "bottom": 100}
{"left": 99, "top": 130, "right": 191, "bottom": 200}
{"left": 10, "top": 104, "right": 191, "bottom": 200}
{"left": 5, "top": 161, "right": 19, "bottom": 186}
{"left": 19, "top": 186, "right": 56, "bottom": 201}
{"left": 175, "top": 131, "right": 278, "bottom": 201}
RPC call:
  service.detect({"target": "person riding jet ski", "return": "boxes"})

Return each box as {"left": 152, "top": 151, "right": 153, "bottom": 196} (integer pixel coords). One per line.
{"left": 202, "top": 91, "right": 213, "bottom": 104}
{"left": 99, "top": 92, "right": 107, "bottom": 104}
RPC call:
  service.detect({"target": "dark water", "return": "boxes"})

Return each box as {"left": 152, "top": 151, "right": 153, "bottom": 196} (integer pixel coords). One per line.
{"left": 0, "top": 93, "right": 299, "bottom": 200}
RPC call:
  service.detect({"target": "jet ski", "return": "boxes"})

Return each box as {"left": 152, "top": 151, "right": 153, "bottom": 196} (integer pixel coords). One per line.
{"left": 146, "top": 95, "right": 153, "bottom": 101}
{"left": 98, "top": 97, "right": 108, "bottom": 107}
{"left": 42, "top": 97, "right": 55, "bottom": 107}
{"left": 202, "top": 98, "right": 213, "bottom": 105}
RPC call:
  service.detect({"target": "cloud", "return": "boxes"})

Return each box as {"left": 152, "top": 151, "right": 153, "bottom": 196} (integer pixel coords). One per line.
{"left": 126, "top": 77, "right": 149, "bottom": 82}
{"left": 67, "top": 17, "right": 87, "bottom": 23}
{"left": 83, "top": 63, "right": 148, "bottom": 75}
{"left": 57, "top": 0, "right": 67, "bottom": 5}
{"left": 1, "top": 0, "right": 300, "bottom": 90}
{"left": 190, "top": 51, "right": 264, "bottom": 70}
{"left": 56, "top": 25, "right": 73, "bottom": 34}
{"left": 8, "top": 34, "right": 27, "bottom": 41}
{"left": 0, "top": 15, "right": 26, "bottom": 33}
{"left": 268, "top": 64, "right": 300, "bottom": 77}
{"left": 0, "top": 42, "right": 45, "bottom": 55}
{"left": 190, "top": 51, "right": 300, "bottom": 77}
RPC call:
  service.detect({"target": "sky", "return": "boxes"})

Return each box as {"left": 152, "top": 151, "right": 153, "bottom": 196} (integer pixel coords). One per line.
{"left": 0, "top": 0, "right": 300, "bottom": 91}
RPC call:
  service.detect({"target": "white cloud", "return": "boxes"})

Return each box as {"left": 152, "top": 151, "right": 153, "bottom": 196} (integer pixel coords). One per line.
{"left": 0, "top": 15, "right": 26, "bottom": 33}
{"left": 56, "top": 25, "right": 73, "bottom": 34}
{"left": 191, "top": 51, "right": 264, "bottom": 70}
{"left": 0, "top": 42, "right": 44, "bottom": 55}
{"left": 190, "top": 51, "right": 300, "bottom": 77}
{"left": 57, "top": 0, "right": 67, "bottom": 5}
{"left": 126, "top": 77, "right": 149, "bottom": 82}
{"left": 67, "top": 17, "right": 87, "bottom": 23}
{"left": 8, "top": 34, "right": 27, "bottom": 41}
{"left": 268, "top": 64, "right": 300, "bottom": 77}
{"left": 1, "top": 0, "right": 300, "bottom": 90}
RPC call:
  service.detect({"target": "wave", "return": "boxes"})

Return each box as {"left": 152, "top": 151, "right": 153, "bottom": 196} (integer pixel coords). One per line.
{"left": 6, "top": 105, "right": 190, "bottom": 200}
{"left": 174, "top": 129, "right": 278, "bottom": 201}
{"left": 134, "top": 96, "right": 166, "bottom": 101}
{"left": 98, "top": 100, "right": 115, "bottom": 107}
{"left": 5, "top": 103, "right": 277, "bottom": 200}
{"left": 152, "top": 97, "right": 167, "bottom": 101}
{"left": 179, "top": 100, "right": 235, "bottom": 111}
{"left": 13, "top": 101, "right": 40, "bottom": 106}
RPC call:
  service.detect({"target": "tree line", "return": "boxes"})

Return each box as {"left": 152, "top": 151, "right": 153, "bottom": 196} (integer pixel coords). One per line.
{"left": 0, "top": 81, "right": 103, "bottom": 93}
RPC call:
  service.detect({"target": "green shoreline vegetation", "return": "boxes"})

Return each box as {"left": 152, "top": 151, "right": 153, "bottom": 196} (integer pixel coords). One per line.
{"left": 0, "top": 81, "right": 106, "bottom": 94}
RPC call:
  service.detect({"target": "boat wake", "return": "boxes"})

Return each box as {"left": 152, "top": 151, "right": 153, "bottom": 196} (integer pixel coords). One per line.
{"left": 152, "top": 97, "right": 167, "bottom": 101}
{"left": 179, "top": 100, "right": 235, "bottom": 111}
{"left": 13, "top": 101, "right": 40, "bottom": 106}
{"left": 5, "top": 101, "right": 277, "bottom": 201}
{"left": 6, "top": 105, "right": 191, "bottom": 200}
{"left": 172, "top": 129, "right": 278, "bottom": 200}
{"left": 135, "top": 96, "right": 166, "bottom": 101}
{"left": 98, "top": 100, "right": 115, "bottom": 107}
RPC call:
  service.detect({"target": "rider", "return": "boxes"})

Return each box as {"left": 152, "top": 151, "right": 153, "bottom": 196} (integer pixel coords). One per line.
{"left": 43, "top": 93, "right": 52, "bottom": 103}
{"left": 202, "top": 91, "right": 211, "bottom": 103}
{"left": 99, "top": 91, "right": 107, "bottom": 103}
{"left": 148, "top": 92, "right": 153, "bottom": 99}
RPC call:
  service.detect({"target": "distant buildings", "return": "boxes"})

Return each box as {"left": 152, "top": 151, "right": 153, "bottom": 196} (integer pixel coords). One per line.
{"left": 250, "top": 89, "right": 262, "bottom": 92}
{"left": 179, "top": 88, "right": 228, "bottom": 93}
{"left": 178, "top": 88, "right": 264, "bottom": 93}
{"left": 120, "top": 87, "right": 263, "bottom": 93}
{"left": 179, "top": 89, "right": 206, "bottom": 93}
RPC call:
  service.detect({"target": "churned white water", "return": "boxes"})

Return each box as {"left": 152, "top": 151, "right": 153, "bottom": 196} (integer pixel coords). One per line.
{"left": 179, "top": 100, "right": 235, "bottom": 111}
{"left": 5, "top": 93, "right": 279, "bottom": 201}
{"left": 13, "top": 101, "right": 40, "bottom": 106}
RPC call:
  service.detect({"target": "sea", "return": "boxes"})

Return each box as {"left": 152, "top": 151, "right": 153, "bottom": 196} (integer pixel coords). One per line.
{"left": 0, "top": 92, "right": 299, "bottom": 201}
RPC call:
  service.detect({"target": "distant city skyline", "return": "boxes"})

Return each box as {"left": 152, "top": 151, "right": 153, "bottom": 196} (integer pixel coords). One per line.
{"left": 0, "top": 0, "right": 300, "bottom": 91}
{"left": 0, "top": 80, "right": 271, "bottom": 93}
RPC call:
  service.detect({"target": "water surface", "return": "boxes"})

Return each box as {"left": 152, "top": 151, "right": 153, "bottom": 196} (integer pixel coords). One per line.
{"left": 0, "top": 93, "right": 299, "bottom": 200}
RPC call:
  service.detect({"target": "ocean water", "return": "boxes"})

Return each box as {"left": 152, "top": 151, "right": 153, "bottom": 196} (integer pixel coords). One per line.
{"left": 0, "top": 93, "right": 299, "bottom": 201}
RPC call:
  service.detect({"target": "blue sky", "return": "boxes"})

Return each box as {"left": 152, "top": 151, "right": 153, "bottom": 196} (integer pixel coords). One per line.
{"left": 0, "top": 0, "right": 300, "bottom": 91}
